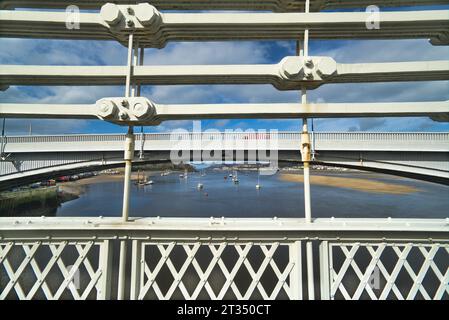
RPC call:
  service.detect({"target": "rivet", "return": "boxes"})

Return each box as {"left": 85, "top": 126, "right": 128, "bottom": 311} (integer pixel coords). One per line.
{"left": 126, "top": 19, "right": 134, "bottom": 27}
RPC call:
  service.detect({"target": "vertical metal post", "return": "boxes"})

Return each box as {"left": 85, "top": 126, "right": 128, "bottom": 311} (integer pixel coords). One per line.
{"left": 138, "top": 47, "right": 145, "bottom": 160}
{"left": 122, "top": 128, "right": 134, "bottom": 222}
{"left": 319, "top": 240, "right": 330, "bottom": 300}
{"left": 289, "top": 241, "right": 303, "bottom": 299}
{"left": 98, "top": 240, "right": 113, "bottom": 300}
{"left": 0, "top": 118, "right": 5, "bottom": 158}
{"left": 122, "top": 35, "right": 137, "bottom": 222}
{"left": 118, "top": 34, "right": 137, "bottom": 300}
{"left": 299, "top": 0, "right": 315, "bottom": 300}
{"left": 130, "top": 240, "right": 142, "bottom": 300}
{"left": 118, "top": 239, "right": 127, "bottom": 300}
{"left": 124, "top": 33, "right": 134, "bottom": 99}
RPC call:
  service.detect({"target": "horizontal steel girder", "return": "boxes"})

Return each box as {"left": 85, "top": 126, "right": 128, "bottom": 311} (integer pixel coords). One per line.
{"left": 1, "top": 5, "right": 448, "bottom": 47}
{"left": 1, "top": 0, "right": 447, "bottom": 11}
{"left": 1, "top": 98, "right": 448, "bottom": 126}
{"left": 1, "top": 58, "right": 448, "bottom": 90}
{"left": 0, "top": 217, "right": 448, "bottom": 237}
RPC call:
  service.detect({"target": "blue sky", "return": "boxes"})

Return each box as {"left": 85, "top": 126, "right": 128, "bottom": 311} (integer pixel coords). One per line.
{"left": 0, "top": 5, "right": 448, "bottom": 135}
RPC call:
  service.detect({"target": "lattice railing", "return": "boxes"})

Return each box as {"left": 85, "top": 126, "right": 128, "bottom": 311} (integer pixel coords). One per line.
{"left": 0, "top": 240, "right": 112, "bottom": 300}
{"left": 321, "top": 241, "right": 449, "bottom": 300}
{"left": 0, "top": 217, "right": 448, "bottom": 300}
{"left": 131, "top": 241, "right": 299, "bottom": 300}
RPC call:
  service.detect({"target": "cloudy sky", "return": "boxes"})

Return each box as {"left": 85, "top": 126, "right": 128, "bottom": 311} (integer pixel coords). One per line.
{"left": 0, "top": 5, "right": 448, "bottom": 135}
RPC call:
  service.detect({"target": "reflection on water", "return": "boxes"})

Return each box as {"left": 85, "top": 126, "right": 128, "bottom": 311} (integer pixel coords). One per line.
{"left": 19, "top": 171, "right": 449, "bottom": 219}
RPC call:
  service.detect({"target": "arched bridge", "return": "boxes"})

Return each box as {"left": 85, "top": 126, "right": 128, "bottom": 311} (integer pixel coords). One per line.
{"left": 1, "top": 131, "right": 448, "bottom": 189}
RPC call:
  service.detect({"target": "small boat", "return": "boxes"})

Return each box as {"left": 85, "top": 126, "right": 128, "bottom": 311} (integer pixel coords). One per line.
{"left": 228, "top": 173, "right": 233, "bottom": 177}
{"left": 232, "top": 170, "right": 239, "bottom": 183}
{"left": 224, "top": 176, "right": 227, "bottom": 180}
{"left": 135, "top": 170, "right": 146, "bottom": 186}
{"left": 197, "top": 183, "right": 204, "bottom": 190}
{"left": 145, "top": 180, "right": 154, "bottom": 185}
{"left": 256, "top": 167, "right": 261, "bottom": 189}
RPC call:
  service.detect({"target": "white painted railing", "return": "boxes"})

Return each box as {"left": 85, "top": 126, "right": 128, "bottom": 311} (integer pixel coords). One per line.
{"left": 2, "top": 132, "right": 448, "bottom": 152}
{"left": 0, "top": 217, "right": 447, "bottom": 300}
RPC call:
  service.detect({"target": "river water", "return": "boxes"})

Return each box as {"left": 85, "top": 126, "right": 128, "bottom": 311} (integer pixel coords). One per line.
{"left": 54, "top": 171, "right": 449, "bottom": 219}
{"left": 3, "top": 170, "right": 448, "bottom": 300}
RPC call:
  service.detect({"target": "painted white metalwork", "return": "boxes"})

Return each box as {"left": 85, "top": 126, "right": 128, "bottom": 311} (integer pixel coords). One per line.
{"left": 326, "top": 242, "right": 449, "bottom": 300}
{"left": 1, "top": 132, "right": 448, "bottom": 185}
{"left": 2, "top": 59, "right": 449, "bottom": 90}
{"left": 0, "top": 239, "right": 112, "bottom": 300}
{"left": 1, "top": 0, "right": 445, "bottom": 11}
{"left": 1, "top": 6, "right": 448, "bottom": 47}
{"left": 2, "top": 99, "right": 448, "bottom": 126}
{"left": 2, "top": 132, "right": 448, "bottom": 152}
{"left": 1, "top": 0, "right": 448, "bottom": 301}
{"left": 0, "top": 217, "right": 447, "bottom": 300}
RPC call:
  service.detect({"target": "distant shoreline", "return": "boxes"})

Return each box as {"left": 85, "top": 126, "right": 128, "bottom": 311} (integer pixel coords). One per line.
{"left": 59, "top": 170, "right": 421, "bottom": 197}
{"left": 280, "top": 173, "right": 420, "bottom": 195}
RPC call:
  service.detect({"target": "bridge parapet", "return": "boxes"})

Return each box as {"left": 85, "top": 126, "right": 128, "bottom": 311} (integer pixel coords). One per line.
{"left": 0, "top": 217, "right": 447, "bottom": 300}
{"left": 2, "top": 132, "right": 449, "bottom": 153}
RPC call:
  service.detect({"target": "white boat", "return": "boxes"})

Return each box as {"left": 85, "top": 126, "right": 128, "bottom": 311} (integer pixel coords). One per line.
{"left": 232, "top": 171, "right": 239, "bottom": 184}
{"left": 145, "top": 180, "right": 154, "bottom": 185}
{"left": 197, "top": 183, "right": 204, "bottom": 190}
{"left": 256, "top": 168, "right": 261, "bottom": 189}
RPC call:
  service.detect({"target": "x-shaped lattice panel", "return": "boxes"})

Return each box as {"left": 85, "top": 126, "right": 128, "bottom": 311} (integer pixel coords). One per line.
{"left": 136, "top": 241, "right": 296, "bottom": 300}
{"left": 327, "top": 242, "right": 449, "bottom": 300}
{"left": 0, "top": 240, "right": 109, "bottom": 300}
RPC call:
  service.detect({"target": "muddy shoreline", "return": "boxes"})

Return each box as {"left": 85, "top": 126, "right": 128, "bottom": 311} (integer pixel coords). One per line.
{"left": 280, "top": 173, "right": 420, "bottom": 194}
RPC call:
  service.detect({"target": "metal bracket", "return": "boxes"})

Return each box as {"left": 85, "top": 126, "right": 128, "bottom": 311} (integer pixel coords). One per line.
{"left": 96, "top": 97, "right": 160, "bottom": 126}
{"left": 279, "top": 56, "right": 337, "bottom": 87}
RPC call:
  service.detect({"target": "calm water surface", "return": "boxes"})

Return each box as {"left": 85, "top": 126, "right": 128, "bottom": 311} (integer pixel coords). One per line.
{"left": 57, "top": 171, "right": 449, "bottom": 219}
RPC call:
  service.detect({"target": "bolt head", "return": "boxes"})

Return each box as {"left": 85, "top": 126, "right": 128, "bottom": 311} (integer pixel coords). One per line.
{"left": 133, "top": 100, "right": 156, "bottom": 119}
{"left": 100, "top": 3, "right": 123, "bottom": 25}
{"left": 304, "top": 68, "right": 314, "bottom": 79}
{"left": 97, "top": 101, "right": 117, "bottom": 119}
{"left": 281, "top": 57, "right": 303, "bottom": 79}
{"left": 126, "top": 19, "right": 134, "bottom": 27}
{"left": 316, "top": 57, "right": 337, "bottom": 78}
{"left": 132, "top": 102, "right": 149, "bottom": 119}
{"left": 135, "top": 3, "right": 161, "bottom": 26}
{"left": 121, "top": 99, "right": 128, "bottom": 107}
{"left": 304, "top": 57, "right": 314, "bottom": 67}
{"left": 119, "top": 111, "right": 129, "bottom": 120}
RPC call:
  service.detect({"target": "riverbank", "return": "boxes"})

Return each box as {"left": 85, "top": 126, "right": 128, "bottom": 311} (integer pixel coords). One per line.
{"left": 0, "top": 187, "right": 60, "bottom": 216}
{"left": 280, "top": 173, "right": 420, "bottom": 194}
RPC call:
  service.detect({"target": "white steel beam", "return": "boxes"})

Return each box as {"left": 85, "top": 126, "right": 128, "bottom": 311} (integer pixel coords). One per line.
{"left": 1, "top": 100, "right": 448, "bottom": 125}
{"left": 1, "top": 7, "right": 448, "bottom": 47}
{"left": 1, "top": 58, "right": 448, "bottom": 90}
{"left": 1, "top": 0, "right": 447, "bottom": 11}
{"left": 0, "top": 217, "right": 447, "bottom": 236}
